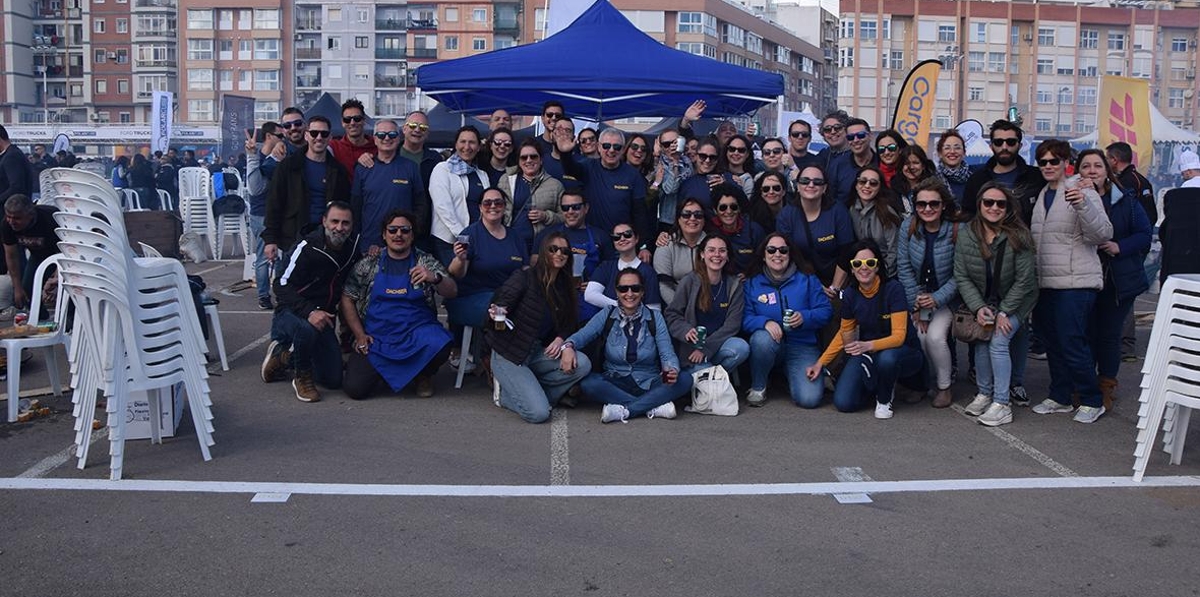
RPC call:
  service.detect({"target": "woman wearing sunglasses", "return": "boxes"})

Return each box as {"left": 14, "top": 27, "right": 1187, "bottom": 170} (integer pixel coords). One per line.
{"left": 654, "top": 199, "right": 708, "bottom": 305}
{"left": 498, "top": 139, "right": 564, "bottom": 253}
{"left": 749, "top": 171, "right": 790, "bottom": 235}
{"left": 561, "top": 268, "right": 690, "bottom": 423}
{"left": 487, "top": 233, "right": 592, "bottom": 424}
{"left": 873, "top": 130, "right": 909, "bottom": 189}
{"left": 1076, "top": 149, "right": 1151, "bottom": 413}
{"left": 756, "top": 138, "right": 794, "bottom": 188}
{"left": 896, "top": 179, "right": 962, "bottom": 409}
{"left": 476, "top": 127, "right": 517, "bottom": 187}
{"left": 808, "top": 239, "right": 924, "bottom": 418}
{"left": 624, "top": 133, "right": 655, "bottom": 183}
{"left": 847, "top": 165, "right": 901, "bottom": 277}
{"left": 777, "top": 165, "right": 856, "bottom": 299}
{"left": 954, "top": 183, "right": 1038, "bottom": 426}
{"left": 585, "top": 223, "right": 662, "bottom": 312}
{"left": 678, "top": 136, "right": 735, "bottom": 212}
{"left": 1029, "top": 139, "right": 1113, "bottom": 424}
{"left": 429, "top": 125, "right": 490, "bottom": 267}
{"left": 724, "top": 133, "right": 758, "bottom": 198}
{"left": 743, "top": 233, "right": 833, "bottom": 407}
{"left": 889, "top": 145, "right": 938, "bottom": 217}
{"left": 665, "top": 235, "right": 749, "bottom": 374}
{"left": 935, "top": 130, "right": 973, "bottom": 206}
{"left": 653, "top": 128, "right": 694, "bottom": 235}
{"left": 341, "top": 211, "right": 457, "bottom": 400}
{"left": 708, "top": 183, "right": 765, "bottom": 273}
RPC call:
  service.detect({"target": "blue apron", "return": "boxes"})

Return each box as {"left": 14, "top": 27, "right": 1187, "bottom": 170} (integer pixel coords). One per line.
{"left": 365, "top": 254, "right": 452, "bottom": 391}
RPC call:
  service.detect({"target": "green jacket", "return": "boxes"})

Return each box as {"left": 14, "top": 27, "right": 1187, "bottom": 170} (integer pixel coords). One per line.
{"left": 953, "top": 226, "right": 1038, "bottom": 319}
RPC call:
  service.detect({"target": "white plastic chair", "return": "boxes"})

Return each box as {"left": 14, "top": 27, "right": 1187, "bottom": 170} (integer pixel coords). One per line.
{"left": 214, "top": 168, "right": 251, "bottom": 260}
{"left": 140, "top": 242, "right": 228, "bottom": 371}
{"left": 2, "top": 255, "right": 66, "bottom": 422}
{"left": 120, "top": 188, "right": 144, "bottom": 211}
{"left": 177, "top": 167, "right": 217, "bottom": 260}
{"left": 157, "top": 189, "right": 175, "bottom": 212}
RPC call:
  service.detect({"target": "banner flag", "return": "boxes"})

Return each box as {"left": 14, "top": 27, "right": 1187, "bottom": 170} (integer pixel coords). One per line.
{"left": 220, "top": 94, "right": 256, "bottom": 164}
{"left": 954, "top": 119, "right": 984, "bottom": 150}
{"left": 150, "top": 91, "right": 173, "bottom": 154}
{"left": 891, "top": 59, "right": 942, "bottom": 148}
{"left": 1099, "top": 76, "right": 1153, "bottom": 169}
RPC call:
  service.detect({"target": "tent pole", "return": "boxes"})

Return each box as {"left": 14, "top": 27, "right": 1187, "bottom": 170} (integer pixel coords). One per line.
{"left": 541, "top": 0, "right": 551, "bottom": 41}
{"left": 775, "top": 94, "right": 785, "bottom": 138}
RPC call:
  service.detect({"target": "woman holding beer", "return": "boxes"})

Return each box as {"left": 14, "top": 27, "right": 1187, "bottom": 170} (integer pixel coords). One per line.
{"left": 664, "top": 235, "right": 749, "bottom": 374}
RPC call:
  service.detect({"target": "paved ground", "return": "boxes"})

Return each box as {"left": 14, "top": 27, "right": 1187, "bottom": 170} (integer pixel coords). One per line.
{"left": 1, "top": 261, "right": 1197, "bottom": 596}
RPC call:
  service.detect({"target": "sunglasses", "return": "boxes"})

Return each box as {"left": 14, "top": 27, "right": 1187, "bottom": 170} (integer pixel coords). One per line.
{"left": 281, "top": 119, "right": 304, "bottom": 129}
{"left": 821, "top": 124, "right": 845, "bottom": 134}
{"left": 915, "top": 200, "right": 942, "bottom": 211}
{"left": 547, "top": 245, "right": 572, "bottom": 255}
{"left": 600, "top": 142, "right": 624, "bottom": 152}
{"left": 696, "top": 153, "right": 718, "bottom": 162}
{"left": 611, "top": 230, "right": 635, "bottom": 241}
{"left": 762, "top": 148, "right": 785, "bottom": 156}
{"left": 981, "top": 198, "right": 1007, "bottom": 209}
{"left": 991, "top": 138, "right": 1020, "bottom": 147}
{"left": 1037, "top": 158, "right": 1062, "bottom": 167}
{"left": 850, "top": 258, "right": 879, "bottom": 269}
{"left": 561, "top": 203, "right": 586, "bottom": 212}
{"left": 877, "top": 144, "right": 898, "bottom": 153}
{"left": 790, "top": 131, "right": 811, "bottom": 139}
{"left": 480, "top": 198, "right": 506, "bottom": 207}
{"left": 856, "top": 178, "right": 881, "bottom": 187}
{"left": 616, "top": 284, "right": 644, "bottom": 294}
{"left": 519, "top": 154, "right": 540, "bottom": 161}
{"left": 342, "top": 115, "right": 365, "bottom": 123}
{"left": 374, "top": 131, "right": 400, "bottom": 140}
{"left": 847, "top": 131, "right": 870, "bottom": 141}
{"left": 797, "top": 177, "right": 827, "bottom": 187}
{"left": 765, "top": 245, "right": 790, "bottom": 255}
{"left": 544, "top": 112, "right": 564, "bottom": 120}
{"left": 385, "top": 225, "right": 413, "bottom": 235}
{"left": 404, "top": 122, "right": 430, "bottom": 131}
{"left": 761, "top": 184, "right": 783, "bottom": 193}
{"left": 627, "top": 144, "right": 647, "bottom": 153}
{"left": 680, "top": 210, "right": 705, "bottom": 220}
{"left": 491, "top": 140, "right": 512, "bottom": 148}
{"left": 308, "top": 130, "right": 331, "bottom": 139}
{"left": 579, "top": 136, "right": 597, "bottom": 143}
{"left": 727, "top": 146, "right": 748, "bottom": 154}
{"left": 716, "top": 203, "right": 740, "bottom": 213}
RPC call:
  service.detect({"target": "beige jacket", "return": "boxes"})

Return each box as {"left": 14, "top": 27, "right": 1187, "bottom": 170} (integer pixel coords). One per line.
{"left": 1030, "top": 175, "right": 1113, "bottom": 290}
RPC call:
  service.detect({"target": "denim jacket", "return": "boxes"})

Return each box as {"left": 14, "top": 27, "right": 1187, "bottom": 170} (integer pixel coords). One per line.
{"left": 566, "top": 305, "right": 679, "bottom": 390}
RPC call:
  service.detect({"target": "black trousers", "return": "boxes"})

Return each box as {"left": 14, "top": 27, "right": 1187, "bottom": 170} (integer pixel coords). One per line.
{"left": 343, "top": 343, "right": 451, "bottom": 400}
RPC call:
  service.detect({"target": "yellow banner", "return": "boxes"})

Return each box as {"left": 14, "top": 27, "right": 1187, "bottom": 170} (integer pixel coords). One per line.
{"left": 1099, "top": 76, "right": 1153, "bottom": 169}
{"left": 891, "top": 59, "right": 942, "bottom": 148}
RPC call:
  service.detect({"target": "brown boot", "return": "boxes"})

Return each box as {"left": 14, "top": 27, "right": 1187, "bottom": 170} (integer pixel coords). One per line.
{"left": 1099, "top": 376, "right": 1118, "bottom": 412}
{"left": 932, "top": 388, "right": 953, "bottom": 408}
{"left": 292, "top": 370, "right": 321, "bottom": 402}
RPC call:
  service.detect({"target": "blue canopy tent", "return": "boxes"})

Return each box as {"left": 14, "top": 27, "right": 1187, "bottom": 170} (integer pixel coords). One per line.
{"left": 416, "top": 0, "right": 784, "bottom": 120}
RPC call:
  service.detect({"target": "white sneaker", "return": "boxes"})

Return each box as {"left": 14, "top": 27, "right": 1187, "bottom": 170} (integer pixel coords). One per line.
{"left": 647, "top": 402, "right": 677, "bottom": 420}
{"left": 978, "top": 402, "right": 1013, "bottom": 427}
{"left": 965, "top": 393, "right": 992, "bottom": 416}
{"left": 746, "top": 388, "right": 766, "bottom": 407}
{"left": 1073, "top": 405, "right": 1105, "bottom": 424}
{"left": 600, "top": 404, "right": 630, "bottom": 423}
{"left": 1032, "top": 398, "right": 1074, "bottom": 415}
{"left": 874, "top": 402, "right": 893, "bottom": 419}
{"left": 449, "top": 353, "right": 475, "bottom": 373}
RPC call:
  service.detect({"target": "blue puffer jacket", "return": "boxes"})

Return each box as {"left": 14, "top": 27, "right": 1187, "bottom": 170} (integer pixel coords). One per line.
{"left": 742, "top": 269, "right": 833, "bottom": 347}
{"left": 895, "top": 217, "right": 959, "bottom": 310}
{"left": 1102, "top": 184, "right": 1152, "bottom": 303}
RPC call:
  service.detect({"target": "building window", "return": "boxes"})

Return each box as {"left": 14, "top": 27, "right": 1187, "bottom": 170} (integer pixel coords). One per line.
{"left": 116, "top": 18, "right": 127, "bottom": 33}
{"left": 1080, "top": 29, "right": 1098, "bottom": 49}
{"left": 239, "top": 70, "right": 252, "bottom": 91}
{"left": 357, "top": 9, "right": 368, "bottom": 23}
{"left": 327, "top": 36, "right": 341, "bottom": 50}
{"left": 187, "top": 9, "right": 212, "bottom": 30}
{"left": 187, "top": 39, "right": 213, "bottom": 61}
{"left": 1036, "top": 87, "right": 1053, "bottom": 103}
{"left": 445, "top": 8, "right": 458, "bottom": 22}
{"left": 218, "top": 69, "right": 232, "bottom": 91}
{"left": 218, "top": 39, "right": 233, "bottom": 60}
{"left": 1058, "top": 86, "right": 1073, "bottom": 104}
{"left": 860, "top": 20, "right": 876, "bottom": 41}
{"left": 328, "top": 7, "right": 341, "bottom": 21}
{"left": 968, "top": 86, "right": 982, "bottom": 101}
{"left": 255, "top": 101, "right": 279, "bottom": 123}
{"left": 838, "top": 47, "right": 853, "bottom": 68}
{"left": 94, "top": 49, "right": 106, "bottom": 64}
{"left": 534, "top": 8, "right": 546, "bottom": 31}
{"left": 987, "top": 52, "right": 1005, "bottom": 73}
{"left": 679, "top": 12, "right": 703, "bottom": 34}
{"left": 1036, "top": 58, "right": 1054, "bottom": 75}
{"left": 1132, "top": 56, "right": 1152, "bottom": 78}
{"left": 722, "top": 24, "right": 745, "bottom": 47}
{"left": 255, "top": 39, "right": 280, "bottom": 59}
{"left": 1172, "top": 38, "right": 1188, "bottom": 52}
{"left": 187, "top": 69, "right": 213, "bottom": 91}
{"left": 95, "top": 79, "right": 107, "bottom": 94}
{"left": 94, "top": 19, "right": 105, "bottom": 33}
{"left": 1172, "top": 67, "right": 1188, "bottom": 81}
{"left": 1035, "top": 118, "right": 1051, "bottom": 133}
{"left": 473, "top": 8, "right": 487, "bottom": 22}
{"left": 934, "top": 116, "right": 951, "bottom": 130}
{"left": 1011, "top": 24, "right": 1019, "bottom": 47}
{"left": 237, "top": 9, "right": 251, "bottom": 30}
{"left": 937, "top": 24, "right": 955, "bottom": 43}
{"left": 472, "top": 38, "right": 486, "bottom": 51}
{"left": 971, "top": 22, "right": 985, "bottom": 43}
{"left": 445, "top": 35, "right": 458, "bottom": 50}
{"left": 1038, "top": 27, "right": 1054, "bottom": 46}
{"left": 218, "top": 9, "right": 232, "bottom": 30}
{"left": 1108, "top": 32, "right": 1125, "bottom": 51}
{"left": 839, "top": 18, "right": 853, "bottom": 39}
{"left": 1079, "top": 57, "right": 1098, "bottom": 77}
{"left": 355, "top": 36, "right": 368, "bottom": 49}
{"left": 882, "top": 19, "right": 890, "bottom": 39}
{"left": 1168, "top": 88, "right": 1185, "bottom": 108}
{"left": 188, "top": 99, "right": 214, "bottom": 122}
{"left": 117, "top": 79, "right": 128, "bottom": 94}
{"left": 255, "top": 70, "right": 278, "bottom": 91}
{"left": 968, "top": 51, "right": 984, "bottom": 72}
{"left": 253, "top": 9, "right": 279, "bottom": 29}
{"left": 889, "top": 51, "right": 903, "bottom": 70}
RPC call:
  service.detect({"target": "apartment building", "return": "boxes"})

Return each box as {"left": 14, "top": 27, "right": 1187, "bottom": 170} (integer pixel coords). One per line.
{"left": 837, "top": 0, "right": 1200, "bottom": 137}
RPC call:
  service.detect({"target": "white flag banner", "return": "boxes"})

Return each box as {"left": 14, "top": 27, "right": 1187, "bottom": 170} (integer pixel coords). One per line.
{"left": 545, "top": 0, "right": 599, "bottom": 38}
{"left": 151, "top": 91, "right": 173, "bottom": 154}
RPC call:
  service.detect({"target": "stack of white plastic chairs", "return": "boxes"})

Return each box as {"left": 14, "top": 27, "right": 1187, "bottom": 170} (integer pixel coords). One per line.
{"left": 45, "top": 168, "right": 216, "bottom": 480}
{"left": 214, "top": 166, "right": 251, "bottom": 260}
{"left": 177, "top": 166, "right": 217, "bottom": 261}
{"left": 1132, "top": 273, "right": 1200, "bottom": 481}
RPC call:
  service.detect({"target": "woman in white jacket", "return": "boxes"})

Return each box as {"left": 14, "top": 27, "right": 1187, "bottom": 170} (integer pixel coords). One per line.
{"left": 429, "top": 125, "right": 490, "bottom": 266}
{"left": 1028, "top": 139, "right": 1114, "bottom": 424}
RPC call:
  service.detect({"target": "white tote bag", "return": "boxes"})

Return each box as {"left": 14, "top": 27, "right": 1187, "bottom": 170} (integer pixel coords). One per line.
{"left": 686, "top": 365, "right": 738, "bottom": 416}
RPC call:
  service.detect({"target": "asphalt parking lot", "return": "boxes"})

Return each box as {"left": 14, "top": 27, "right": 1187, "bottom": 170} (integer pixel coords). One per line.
{"left": 1, "top": 260, "right": 1197, "bottom": 596}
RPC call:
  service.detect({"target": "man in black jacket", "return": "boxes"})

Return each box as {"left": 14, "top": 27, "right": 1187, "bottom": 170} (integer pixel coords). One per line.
{"left": 962, "top": 120, "right": 1045, "bottom": 223}
{"left": 0, "top": 126, "right": 34, "bottom": 204}
{"left": 1106, "top": 142, "right": 1157, "bottom": 225}
{"left": 262, "top": 115, "right": 352, "bottom": 264}
{"left": 261, "top": 201, "right": 360, "bottom": 403}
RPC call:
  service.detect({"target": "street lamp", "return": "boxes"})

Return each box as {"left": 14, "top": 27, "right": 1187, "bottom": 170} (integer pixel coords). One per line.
{"left": 32, "top": 35, "right": 55, "bottom": 123}
{"left": 938, "top": 45, "right": 963, "bottom": 124}
{"left": 1056, "top": 86, "right": 1071, "bottom": 136}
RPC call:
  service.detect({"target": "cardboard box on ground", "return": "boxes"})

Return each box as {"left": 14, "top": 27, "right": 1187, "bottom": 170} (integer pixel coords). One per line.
{"left": 124, "top": 382, "right": 186, "bottom": 440}
{"left": 123, "top": 211, "right": 182, "bottom": 258}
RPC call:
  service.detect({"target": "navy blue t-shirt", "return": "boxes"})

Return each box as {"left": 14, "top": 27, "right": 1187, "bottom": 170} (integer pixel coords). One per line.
{"left": 510, "top": 177, "right": 534, "bottom": 251}
{"left": 352, "top": 157, "right": 424, "bottom": 251}
{"left": 694, "top": 277, "right": 731, "bottom": 334}
{"left": 463, "top": 173, "right": 486, "bottom": 224}
{"left": 456, "top": 221, "right": 528, "bottom": 297}
{"left": 840, "top": 280, "right": 918, "bottom": 348}
{"left": 991, "top": 169, "right": 1020, "bottom": 192}
{"left": 303, "top": 157, "right": 327, "bottom": 225}
{"left": 720, "top": 217, "right": 766, "bottom": 273}
{"left": 679, "top": 173, "right": 734, "bottom": 212}
{"left": 566, "top": 157, "right": 648, "bottom": 240}
{"left": 776, "top": 202, "right": 856, "bottom": 284}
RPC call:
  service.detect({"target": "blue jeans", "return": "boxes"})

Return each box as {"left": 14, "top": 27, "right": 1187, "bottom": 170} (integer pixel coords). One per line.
{"left": 975, "top": 317, "right": 1021, "bottom": 404}
{"left": 1091, "top": 283, "right": 1137, "bottom": 379}
{"left": 748, "top": 330, "right": 823, "bottom": 408}
{"left": 580, "top": 370, "right": 694, "bottom": 418}
{"left": 1009, "top": 317, "right": 1030, "bottom": 387}
{"left": 1034, "top": 288, "right": 1102, "bottom": 408}
{"left": 689, "top": 336, "right": 750, "bottom": 371}
{"left": 270, "top": 309, "right": 343, "bottom": 389}
{"left": 249, "top": 215, "right": 271, "bottom": 300}
{"left": 832, "top": 346, "right": 924, "bottom": 412}
{"left": 492, "top": 348, "right": 592, "bottom": 423}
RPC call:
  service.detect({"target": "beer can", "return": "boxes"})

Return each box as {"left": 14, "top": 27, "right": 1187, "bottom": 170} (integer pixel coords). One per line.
{"left": 694, "top": 326, "right": 707, "bottom": 349}
{"left": 14, "top": 312, "right": 28, "bottom": 326}
{"left": 782, "top": 309, "right": 795, "bottom": 330}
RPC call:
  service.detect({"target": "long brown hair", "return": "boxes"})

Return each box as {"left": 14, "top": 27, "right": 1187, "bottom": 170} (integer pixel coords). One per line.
{"left": 855, "top": 165, "right": 903, "bottom": 230}
{"left": 693, "top": 235, "right": 731, "bottom": 313}
{"left": 970, "top": 182, "right": 1031, "bottom": 258}
{"left": 905, "top": 178, "right": 961, "bottom": 238}
{"left": 535, "top": 232, "right": 578, "bottom": 331}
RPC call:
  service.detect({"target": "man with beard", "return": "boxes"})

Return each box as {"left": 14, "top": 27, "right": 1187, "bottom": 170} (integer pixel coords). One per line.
{"left": 787, "top": 119, "right": 821, "bottom": 173}
{"left": 815, "top": 111, "right": 850, "bottom": 167}
{"left": 488, "top": 109, "right": 512, "bottom": 132}
{"left": 329, "top": 98, "right": 377, "bottom": 184}
{"left": 261, "top": 107, "right": 307, "bottom": 181}
{"left": 962, "top": 120, "right": 1044, "bottom": 223}
{"left": 261, "top": 201, "right": 360, "bottom": 403}
{"left": 262, "top": 115, "right": 351, "bottom": 263}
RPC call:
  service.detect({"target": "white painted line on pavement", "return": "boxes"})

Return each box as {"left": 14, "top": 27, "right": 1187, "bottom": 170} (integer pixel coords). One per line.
{"left": 192, "top": 263, "right": 229, "bottom": 276}
{"left": 251, "top": 492, "right": 291, "bottom": 503}
{"left": 550, "top": 409, "right": 570, "bottom": 486}
{"left": 16, "top": 427, "right": 106, "bottom": 479}
{"left": 1, "top": 475, "right": 1197, "bottom": 498}
{"left": 832, "top": 466, "right": 874, "bottom": 504}
{"left": 208, "top": 332, "right": 271, "bottom": 373}
{"left": 952, "top": 404, "right": 1078, "bottom": 477}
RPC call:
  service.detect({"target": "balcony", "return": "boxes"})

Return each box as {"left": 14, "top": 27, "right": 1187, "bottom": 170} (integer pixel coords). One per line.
{"left": 407, "top": 18, "right": 437, "bottom": 30}
{"left": 375, "top": 48, "right": 407, "bottom": 60}
{"left": 134, "top": 0, "right": 176, "bottom": 9}
{"left": 296, "top": 48, "right": 321, "bottom": 60}
{"left": 495, "top": 13, "right": 519, "bottom": 33}
{"left": 296, "top": 75, "right": 321, "bottom": 88}
{"left": 296, "top": 18, "right": 322, "bottom": 31}
{"left": 376, "top": 18, "right": 406, "bottom": 31}
{"left": 136, "top": 59, "right": 176, "bottom": 69}
{"left": 373, "top": 74, "right": 409, "bottom": 88}
{"left": 409, "top": 48, "right": 437, "bottom": 59}
{"left": 40, "top": 65, "right": 84, "bottom": 78}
